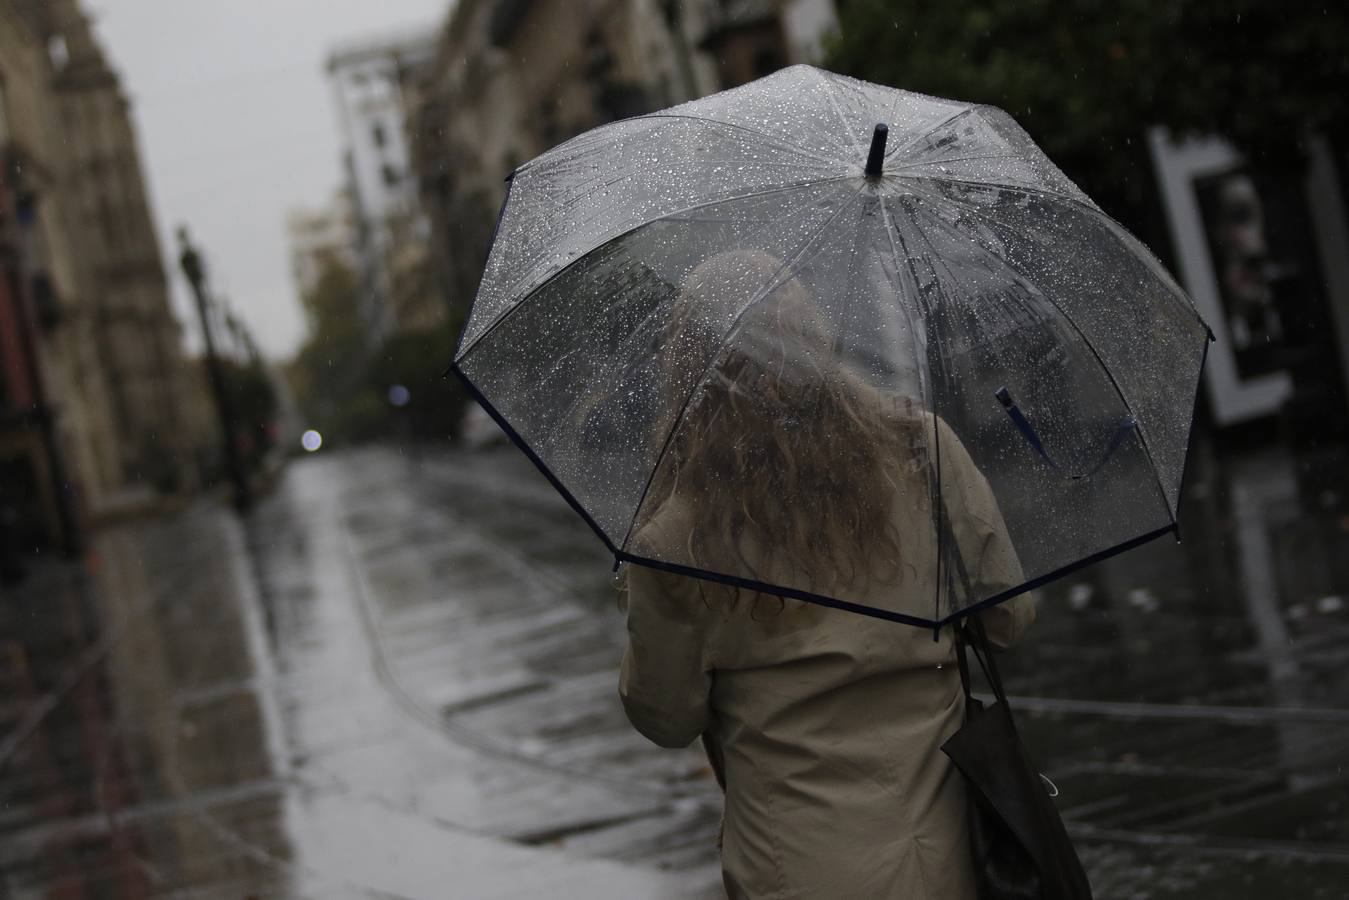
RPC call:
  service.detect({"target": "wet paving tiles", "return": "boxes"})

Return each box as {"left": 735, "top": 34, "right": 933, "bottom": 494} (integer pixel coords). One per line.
{"left": 2, "top": 441, "right": 1348, "bottom": 897}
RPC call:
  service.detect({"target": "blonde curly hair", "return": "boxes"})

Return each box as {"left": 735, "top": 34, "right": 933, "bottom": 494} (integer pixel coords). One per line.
{"left": 636, "top": 250, "right": 924, "bottom": 616}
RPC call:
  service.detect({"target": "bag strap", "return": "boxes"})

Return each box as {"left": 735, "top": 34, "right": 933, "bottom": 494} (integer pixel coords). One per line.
{"left": 953, "top": 619, "right": 1010, "bottom": 708}
{"left": 967, "top": 614, "right": 1008, "bottom": 706}
{"left": 936, "top": 481, "right": 973, "bottom": 625}
{"left": 953, "top": 619, "right": 974, "bottom": 700}
{"left": 941, "top": 500, "right": 988, "bottom": 707}
{"left": 938, "top": 476, "right": 1011, "bottom": 709}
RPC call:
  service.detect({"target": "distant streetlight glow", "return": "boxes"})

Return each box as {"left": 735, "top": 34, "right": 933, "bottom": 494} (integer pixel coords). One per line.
{"left": 301, "top": 429, "right": 323, "bottom": 452}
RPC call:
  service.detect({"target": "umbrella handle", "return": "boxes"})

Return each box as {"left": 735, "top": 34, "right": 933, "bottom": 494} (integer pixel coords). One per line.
{"left": 865, "top": 123, "right": 889, "bottom": 176}
{"left": 995, "top": 387, "right": 1136, "bottom": 480}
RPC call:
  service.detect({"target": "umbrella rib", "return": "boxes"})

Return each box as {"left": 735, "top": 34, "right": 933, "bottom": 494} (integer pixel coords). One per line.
{"left": 908, "top": 181, "right": 1178, "bottom": 522}
{"left": 668, "top": 113, "right": 840, "bottom": 165}
{"left": 618, "top": 184, "right": 868, "bottom": 552}
{"left": 549, "top": 158, "right": 836, "bottom": 212}
{"left": 813, "top": 68, "right": 868, "bottom": 162}
{"left": 878, "top": 198, "right": 946, "bottom": 624}
{"left": 459, "top": 175, "right": 855, "bottom": 359}
{"left": 916, "top": 173, "right": 1208, "bottom": 335}
{"left": 617, "top": 113, "right": 838, "bottom": 168}
{"left": 914, "top": 171, "right": 1096, "bottom": 213}
{"left": 883, "top": 106, "right": 976, "bottom": 162}
{"left": 887, "top": 152, "right": 1021, "bottom": 173}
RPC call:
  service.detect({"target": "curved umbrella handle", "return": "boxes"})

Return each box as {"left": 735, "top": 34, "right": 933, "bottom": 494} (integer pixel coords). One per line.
{"left": 995, "top": 387, "right": 1136, "bottom": 480}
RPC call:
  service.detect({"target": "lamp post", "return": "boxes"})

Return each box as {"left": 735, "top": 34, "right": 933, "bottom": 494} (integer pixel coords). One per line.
{"left": 177, "top": 225, "right": 251, "bottom": 512}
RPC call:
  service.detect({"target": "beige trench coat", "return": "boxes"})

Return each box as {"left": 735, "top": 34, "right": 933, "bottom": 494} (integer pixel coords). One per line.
{"left": 618, "top": 418, "right": 1035, "bottom": 900}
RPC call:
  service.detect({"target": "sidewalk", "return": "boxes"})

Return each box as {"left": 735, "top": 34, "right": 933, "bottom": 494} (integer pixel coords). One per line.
{"left": 0, "top": 447, "right": 722, "bottom": 898}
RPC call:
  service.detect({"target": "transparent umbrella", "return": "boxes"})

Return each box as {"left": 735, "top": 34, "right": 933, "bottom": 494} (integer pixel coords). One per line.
{"left": 450, "top": 65, "right": 1212, "bottom": 630}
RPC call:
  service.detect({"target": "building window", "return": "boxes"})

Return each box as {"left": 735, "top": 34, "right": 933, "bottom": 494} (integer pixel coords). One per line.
{"left": 372, "top": 123, "right": 386, "bottom": 148}
{"left": 382, "top": 164, "right": 399, "bottom": 186}
{"left": 48, "top": 36, "right": 69, "bottom": 70}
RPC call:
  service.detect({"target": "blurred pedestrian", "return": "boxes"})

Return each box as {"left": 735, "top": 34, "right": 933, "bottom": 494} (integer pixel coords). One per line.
{"left": 617, "top": 252, "right": 1035, "bottom": 899}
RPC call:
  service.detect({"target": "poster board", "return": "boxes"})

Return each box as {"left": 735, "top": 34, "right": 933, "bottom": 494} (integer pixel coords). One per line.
{"left": 1147, "top": 128, "right": 1293, "bottom": 425}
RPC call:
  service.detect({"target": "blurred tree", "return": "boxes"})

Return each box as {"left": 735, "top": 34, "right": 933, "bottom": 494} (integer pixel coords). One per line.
{"left": 289, "top": 255, "right": 468, "bottom": 447}
{"left": 290, "top": 256, "right": 377, "bottom": 444}
{"left": 367, "top": 323, "right": 468, "bottom": 442}
{"left": 825, "top": 1, "right": 1349, "bottom": 235}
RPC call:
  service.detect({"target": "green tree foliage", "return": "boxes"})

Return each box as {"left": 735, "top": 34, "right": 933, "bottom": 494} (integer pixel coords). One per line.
{"left": 825, "top": 1, "right": 1349, "bottom": 232}
{"left": 290, "top": 257, "right": 380, "bottom": 444}
{"left": 366, "top": 322, "right": 468, "bottom": 443}
{"left": 288, "top": 255, "right": 467, "bottom": 446}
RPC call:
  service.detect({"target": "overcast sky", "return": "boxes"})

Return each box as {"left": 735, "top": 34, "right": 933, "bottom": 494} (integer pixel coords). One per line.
{"left": 92, "top": 0, "right": 451, "bottom": 360}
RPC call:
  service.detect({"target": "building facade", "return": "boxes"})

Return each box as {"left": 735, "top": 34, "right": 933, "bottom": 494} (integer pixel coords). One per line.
{"left": 2, "top": 0, "right": 104, "bottom": 553}
{"left": 1, "top": 0, "right": 199, "bottom": 556}
{"left": 31, "top": 0, "right": 198, "bottom": 495}
{"left": 407, "top": 0, "right": 836, "bottom": 337}
{"left": 326, "top": 29, "right": 442, "bottom": 339}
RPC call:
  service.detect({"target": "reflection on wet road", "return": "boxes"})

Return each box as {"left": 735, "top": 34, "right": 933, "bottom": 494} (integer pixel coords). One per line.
{"left": 1, "top": 441, "right": 1346, "bottom": 898}
{"left": 1, "top": 448, "right": 720, "bottom": 898}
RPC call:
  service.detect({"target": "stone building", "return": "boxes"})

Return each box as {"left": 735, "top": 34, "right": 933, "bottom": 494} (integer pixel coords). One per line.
{"left": 407, "top": 0, "right": 836, "bottom": 336}
{"left": 0, "top": 0, "right": 198, "bottom": 554}
{"left": 327, "top": 29, "right": 443, "bottom": 339}
{"left": 34, "top": 0, "right": 198, "bottom": 495}
{"left": 2, "top": 0, "right": 109, "bottom": 552}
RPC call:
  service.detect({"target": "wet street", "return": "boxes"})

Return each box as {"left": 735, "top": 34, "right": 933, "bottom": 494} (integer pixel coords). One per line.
{"left": 2, "top": 440, "right": 1348, "bottom": 898}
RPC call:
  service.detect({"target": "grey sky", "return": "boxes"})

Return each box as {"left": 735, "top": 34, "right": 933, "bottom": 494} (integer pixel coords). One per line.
{"left": 92, "top": 0, "right": 451, "bottom": 359}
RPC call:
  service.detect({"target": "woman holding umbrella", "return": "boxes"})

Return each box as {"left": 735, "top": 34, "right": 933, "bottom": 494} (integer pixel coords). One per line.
{"left": 450, "top": 64, "right": 1209, "bottom": 900}
{"left": 617, "top": 250, "right": 1035, "bottom": 899}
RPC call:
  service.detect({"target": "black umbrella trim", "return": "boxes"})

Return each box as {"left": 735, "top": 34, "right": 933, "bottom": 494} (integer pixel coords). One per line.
{"left": 449, "top": 170, "right": 518, "bottom": 370}
{"left": 1170, "top": 333, "right": 1215, "bottom": 541}
{"left": 450, "top": 360, "right": 1185, "bottom": 633}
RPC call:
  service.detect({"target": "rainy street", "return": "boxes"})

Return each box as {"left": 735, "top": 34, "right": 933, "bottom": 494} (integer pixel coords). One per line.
{"left": 2, "top": 0, "right": 1346, "bottom": 896}
{"left": 0, "top": 439, "right": 1345, "bottom": 898}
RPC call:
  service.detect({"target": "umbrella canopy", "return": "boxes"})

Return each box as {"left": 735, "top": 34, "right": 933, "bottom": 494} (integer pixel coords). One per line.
{"left": 451, "top": 65, "right": 1212, "bottom": 629}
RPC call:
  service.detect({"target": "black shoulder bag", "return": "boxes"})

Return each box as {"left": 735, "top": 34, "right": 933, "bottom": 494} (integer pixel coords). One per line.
{"left": 941, "top": 617, "right": 1093, "bottom": 899}
{"left": 938, "top": 514, "right": 1093, "bottom": 899}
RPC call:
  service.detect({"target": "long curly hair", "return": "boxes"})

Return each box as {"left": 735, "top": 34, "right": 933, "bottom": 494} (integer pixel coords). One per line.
{"left": 638, "top": 251, "right": 923, "bottom": 616}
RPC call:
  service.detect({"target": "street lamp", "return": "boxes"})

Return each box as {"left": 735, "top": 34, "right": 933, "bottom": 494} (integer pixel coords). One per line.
{"left": 178, "top": 225, "right": 252, "bottom": 512}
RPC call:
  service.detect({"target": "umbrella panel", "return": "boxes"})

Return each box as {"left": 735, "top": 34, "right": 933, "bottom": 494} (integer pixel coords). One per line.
{"left": 883, "top": 187, "right": 1182, "bottom": 612}
{"left": 915, "top": 178, "right": 1208, "bottom": 514}
{"left": 458, "top": 173, "right": 1197, "bottom": 626}
{"left": 459, "top": 181, "right": 868, "bottom": 543}
{"left": 464, "top": 112, "right": 843, "bottom": 352}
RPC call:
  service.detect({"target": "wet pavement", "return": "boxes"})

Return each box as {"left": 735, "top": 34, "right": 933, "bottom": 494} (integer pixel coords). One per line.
{"left": 1, "top": 437, "right": 1348, "bottom": 898}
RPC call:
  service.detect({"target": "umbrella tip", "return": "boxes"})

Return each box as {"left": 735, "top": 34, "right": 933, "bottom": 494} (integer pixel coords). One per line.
{"left": 865, "top": 123, "right": 888, "bottom": 177}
